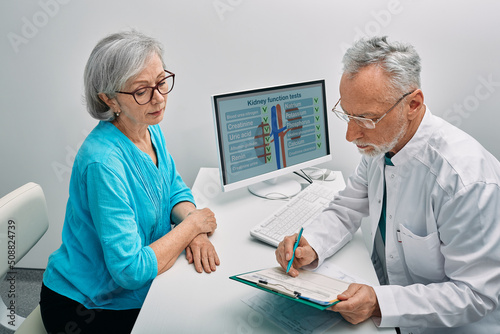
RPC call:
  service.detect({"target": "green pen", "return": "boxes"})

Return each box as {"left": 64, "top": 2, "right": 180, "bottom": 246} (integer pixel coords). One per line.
{"left": 286, "top": 227, "right": 304, "bottom": 274}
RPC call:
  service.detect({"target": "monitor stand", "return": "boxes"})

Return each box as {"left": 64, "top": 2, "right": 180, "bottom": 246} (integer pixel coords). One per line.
{"left": 247, "top": 176, "right": 302, "bottom": 199}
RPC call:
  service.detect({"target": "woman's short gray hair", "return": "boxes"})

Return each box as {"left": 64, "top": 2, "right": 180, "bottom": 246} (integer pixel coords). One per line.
{"left": 342, "top": 36, "right": 421, "bottom": 98}
{"left": 84, "top": 30, "right": 165, "bottom": 121}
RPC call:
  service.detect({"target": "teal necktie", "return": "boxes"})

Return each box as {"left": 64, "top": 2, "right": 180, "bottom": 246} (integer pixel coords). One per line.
{"left": 378, "top": 154, "right": 394, "bottom": 244}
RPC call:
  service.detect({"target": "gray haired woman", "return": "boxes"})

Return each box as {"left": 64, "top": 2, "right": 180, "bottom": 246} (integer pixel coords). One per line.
{"left": 40, "top": 30, "right": 220, "bottom": 333}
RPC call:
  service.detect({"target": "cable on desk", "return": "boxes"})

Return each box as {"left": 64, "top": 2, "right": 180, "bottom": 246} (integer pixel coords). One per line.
{"left": 294, "top": 169, "right": 313, "bottom": 184}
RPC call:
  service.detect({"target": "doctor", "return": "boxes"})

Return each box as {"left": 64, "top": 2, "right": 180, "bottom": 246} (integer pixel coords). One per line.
{"left": 275, "top": 36, "right": 500, "bottom": 333}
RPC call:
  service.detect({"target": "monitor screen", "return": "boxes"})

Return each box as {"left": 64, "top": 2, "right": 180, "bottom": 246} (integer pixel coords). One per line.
{"left": 212, "top": 80, "right": 331, "bottom": 198}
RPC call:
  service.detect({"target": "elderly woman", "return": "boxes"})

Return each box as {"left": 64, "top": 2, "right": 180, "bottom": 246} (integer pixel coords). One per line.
{"left": 40, "top": 31, "right": 220, "bottom": 333}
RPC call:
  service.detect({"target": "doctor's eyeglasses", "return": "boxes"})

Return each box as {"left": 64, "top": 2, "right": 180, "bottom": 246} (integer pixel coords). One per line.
{"left": 332, "top": 90, "right": 415, "bottom": 129}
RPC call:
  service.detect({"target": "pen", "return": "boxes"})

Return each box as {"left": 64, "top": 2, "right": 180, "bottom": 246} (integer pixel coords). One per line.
{"left": 286, "top": 227, "right": 304, "bottom": 274}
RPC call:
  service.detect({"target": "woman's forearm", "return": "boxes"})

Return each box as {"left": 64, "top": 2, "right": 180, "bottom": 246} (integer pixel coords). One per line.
{"left": 150, "top": 202, "right": 217, "bottom": 275}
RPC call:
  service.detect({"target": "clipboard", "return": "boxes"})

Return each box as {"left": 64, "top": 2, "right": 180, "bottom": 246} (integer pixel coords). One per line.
{"left": 230, "top": 267, "right": 350, "bottom": 310}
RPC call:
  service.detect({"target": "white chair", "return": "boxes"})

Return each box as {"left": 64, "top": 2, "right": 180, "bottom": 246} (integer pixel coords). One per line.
{"left": 0, "top": 182, "right": 49, "bottom": 333}
{"left": 15, "top": 304, "right": 45, "bottom": 334}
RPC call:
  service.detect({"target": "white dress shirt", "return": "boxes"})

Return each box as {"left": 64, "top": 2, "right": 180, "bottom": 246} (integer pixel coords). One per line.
{"left": 304, "top": 109, "right": 500, "bottom": 334}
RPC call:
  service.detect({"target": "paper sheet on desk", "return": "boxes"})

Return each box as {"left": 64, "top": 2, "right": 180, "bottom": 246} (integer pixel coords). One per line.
{"left": 242, "top": 292, "right": 342, "bottom": 334}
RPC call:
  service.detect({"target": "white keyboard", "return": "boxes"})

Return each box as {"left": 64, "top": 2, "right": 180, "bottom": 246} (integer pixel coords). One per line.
{"left": 250, "top": 182, "right": 336, "bottom": 247}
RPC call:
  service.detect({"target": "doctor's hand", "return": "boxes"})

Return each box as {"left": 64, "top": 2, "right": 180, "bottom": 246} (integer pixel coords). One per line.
{"left": 185, "top": 233, "right": 220, "bottom": 274}
{"left": 329, "top": 283, "right": 381, "bottom": 324}
{"left": 275, "top": 234, "right": 318, "bottom": 277}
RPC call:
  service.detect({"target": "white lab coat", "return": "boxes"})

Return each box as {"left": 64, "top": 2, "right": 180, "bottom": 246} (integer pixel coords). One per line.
{"left": 304, "top": 110, "right": 500, "bottom": 333}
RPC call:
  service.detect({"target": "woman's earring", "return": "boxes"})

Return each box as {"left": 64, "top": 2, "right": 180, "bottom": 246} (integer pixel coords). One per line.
{"left": 115, "top": 111, "right": 121, "bottom": 117}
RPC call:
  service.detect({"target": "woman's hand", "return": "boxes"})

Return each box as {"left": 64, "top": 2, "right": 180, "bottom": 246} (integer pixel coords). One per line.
{"left": 151, "top": 204, "right": 219, "bottom": 275}
{"left": 186, "top": 208, "right": 217, "bottom": 236}
{"left": 185, "top": 233, "right": 220, "bottom": 273}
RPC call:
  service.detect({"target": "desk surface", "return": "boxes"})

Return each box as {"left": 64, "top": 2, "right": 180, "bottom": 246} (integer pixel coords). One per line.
{"left": 132, "top": 168, "right": 395, "bottom": 333}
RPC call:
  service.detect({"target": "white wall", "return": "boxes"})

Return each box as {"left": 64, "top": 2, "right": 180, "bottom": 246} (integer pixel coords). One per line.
{"left": 1, "top": 0, "right": 499, "bottom": 268}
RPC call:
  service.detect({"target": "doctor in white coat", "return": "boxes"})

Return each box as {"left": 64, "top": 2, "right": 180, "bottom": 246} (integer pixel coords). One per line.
{"left": 276, "top": 36, "right": 500, "bottom": 334}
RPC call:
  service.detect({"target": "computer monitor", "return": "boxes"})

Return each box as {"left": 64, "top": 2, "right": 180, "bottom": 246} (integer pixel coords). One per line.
{"left": 212, "top": 79, "right": 331, "bottom": 198}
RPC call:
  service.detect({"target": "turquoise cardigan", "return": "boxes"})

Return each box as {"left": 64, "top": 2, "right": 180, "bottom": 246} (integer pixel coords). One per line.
{"left": 43, "top": 121, "right": 194, "bottom": 310}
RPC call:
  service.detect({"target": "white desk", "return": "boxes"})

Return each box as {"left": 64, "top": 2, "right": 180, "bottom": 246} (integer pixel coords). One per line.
{"left": 132, "top": 168, "right": 395, "bottom": 334}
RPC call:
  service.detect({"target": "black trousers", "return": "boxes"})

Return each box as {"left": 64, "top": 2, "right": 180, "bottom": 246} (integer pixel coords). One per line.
{"left": 40, "top": 284, "right": 140, "bottom": 334}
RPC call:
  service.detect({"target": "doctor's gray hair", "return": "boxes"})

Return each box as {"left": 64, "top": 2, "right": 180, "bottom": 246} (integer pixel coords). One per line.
{"left": 342, "top": 36, "right": 421, "bottom": 98}
{"left": 83, "top": 30, "right": 165, "bottom": 121}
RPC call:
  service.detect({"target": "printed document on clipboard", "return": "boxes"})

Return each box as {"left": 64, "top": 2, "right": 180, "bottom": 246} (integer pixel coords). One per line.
{"left": 230, "top": 267, "right": 351, "bottom": 310}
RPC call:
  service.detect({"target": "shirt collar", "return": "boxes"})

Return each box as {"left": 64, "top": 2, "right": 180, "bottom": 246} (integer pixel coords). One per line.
{"left": 389, "top": 107, "right": 433, "bottom": 166}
